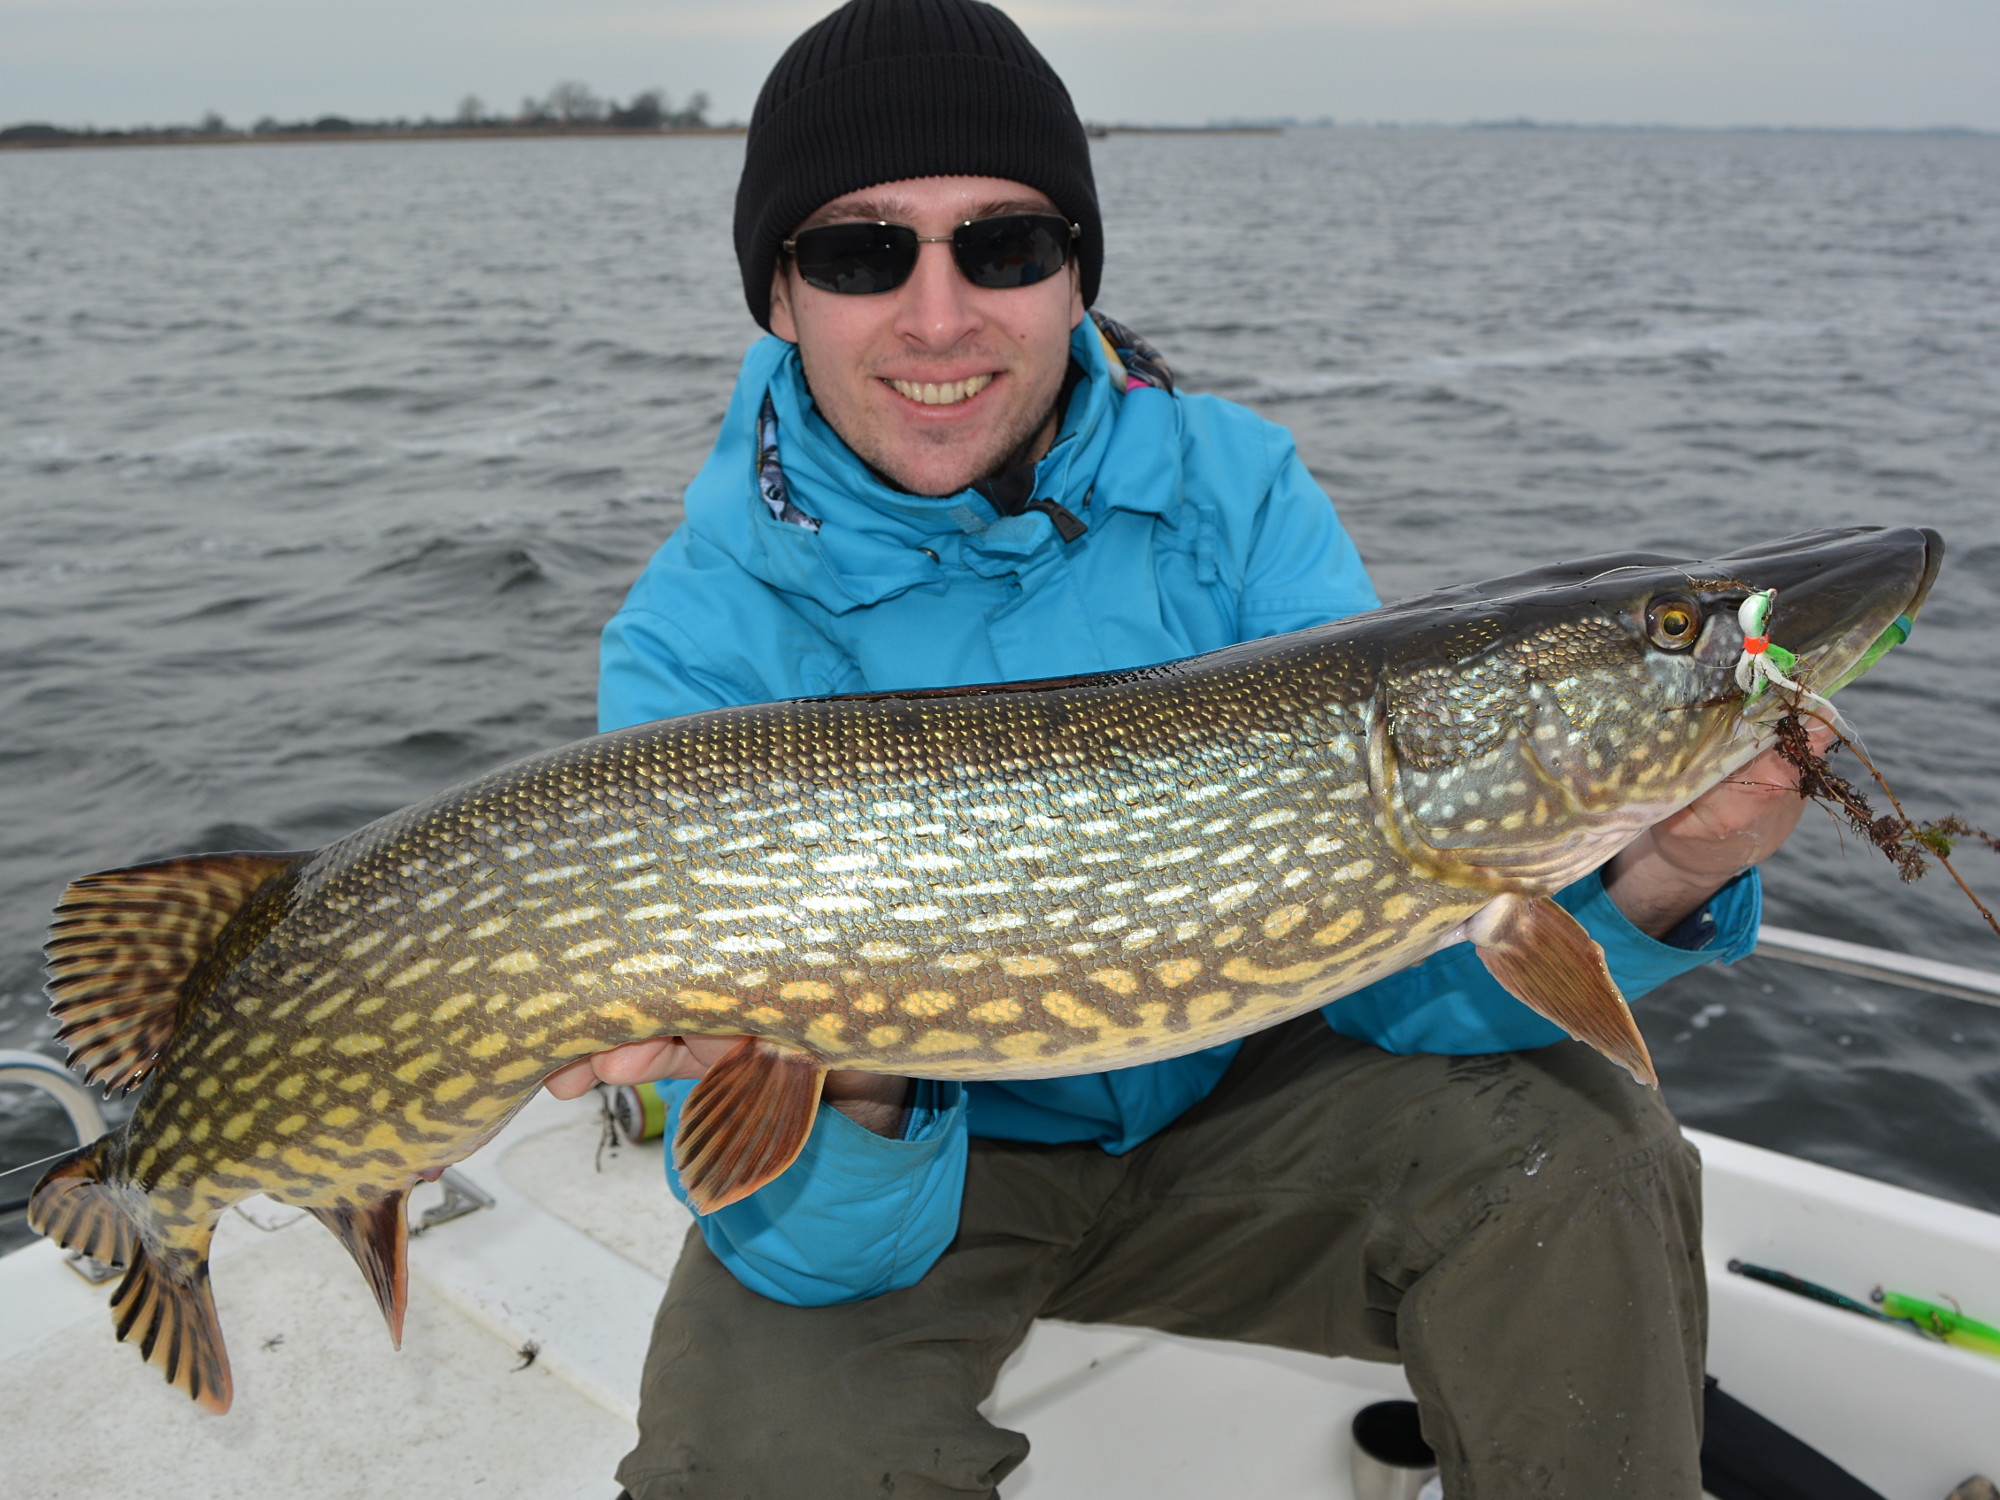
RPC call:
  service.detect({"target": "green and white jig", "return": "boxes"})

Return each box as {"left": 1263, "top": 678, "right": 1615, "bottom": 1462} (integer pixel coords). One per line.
{"left": 1733, "top": 589, "right": 1800, "bottom": 699}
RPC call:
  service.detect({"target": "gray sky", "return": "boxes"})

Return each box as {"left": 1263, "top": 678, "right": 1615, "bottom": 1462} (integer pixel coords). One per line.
{"left": 3, "top": 0, "right": 1996, "bottom": 132}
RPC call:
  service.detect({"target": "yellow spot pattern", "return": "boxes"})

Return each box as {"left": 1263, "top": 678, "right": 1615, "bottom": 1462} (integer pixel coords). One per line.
{"left": 1185, "top": 991, "right": 1239, "bottom": 1027}
{"left": 994, "top": 1031, "right": 1054, "bottom": 1061}
{"left": 804, "top": 1015, "right": 849, "bottom": 1054}
{"left": 1312, "top": 911, "right": 1366, "bottom": 947}
{"left": 1262, "top": 904, "right": 1309, "bottom": 939}
{"left": 677, "top": 989, "right": 741, "bottom": 1012}
{"left": 1221, "top": 955, "right": 1332, "bottom": 987}
{"left": 1380, "top": 893, "right": 1419, "bottom": 923}
{"left": 1040, "top": 991, "right": 1110, "bottom": 1030}
{"left": 968, "top": 997, "right": 1023, "bottom": 1025}
{"left": 910, "top": 1030, "right": 981, "bottom": 1056}
{"left": 999, "top": 954, "right": 1060, "bottom": 977}
{"left": 515, "top": 990, "right": 571, "bottom": 1020}
{"left": 387, "top": 957, "right": 442, "bottom": 989}
{"left": 901, "top": 990, "right": 956, "bottom": 1018}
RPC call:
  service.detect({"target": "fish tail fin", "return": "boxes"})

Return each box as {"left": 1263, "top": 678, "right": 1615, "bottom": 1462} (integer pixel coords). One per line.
{"left": 30, "top": 1142, "right": 233, "bottom": 1412}
{"left": 310, "top": 1193, "right": 410, "bottom": 1348}
{"left": 45, "top": 849, "right": 308, "bottom": 1093}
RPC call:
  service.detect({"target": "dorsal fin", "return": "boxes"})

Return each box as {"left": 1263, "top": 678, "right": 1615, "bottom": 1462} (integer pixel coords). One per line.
{"left": 45, "top": 851, "right": 307, "bottom": 1093}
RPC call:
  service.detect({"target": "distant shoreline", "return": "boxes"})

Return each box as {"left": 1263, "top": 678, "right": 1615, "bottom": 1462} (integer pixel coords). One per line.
{"left": 0, "top": 122, "right": 1290, "bottom": 152}
{"left": 2, "top": 120, "right": 1984, "bottom": 153}
{"left": 0, "top": 124, "right": 749, "bottom": 152}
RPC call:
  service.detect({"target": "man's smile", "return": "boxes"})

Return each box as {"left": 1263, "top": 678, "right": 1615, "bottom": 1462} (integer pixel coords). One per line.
{"left": 882, "top": 373, "right": 997, "bottom": 407}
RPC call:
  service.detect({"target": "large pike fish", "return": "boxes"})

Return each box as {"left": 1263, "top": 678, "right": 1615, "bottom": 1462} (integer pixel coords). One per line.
{"left": 31, "top": 526, "right": 1938, "bottom": 1410}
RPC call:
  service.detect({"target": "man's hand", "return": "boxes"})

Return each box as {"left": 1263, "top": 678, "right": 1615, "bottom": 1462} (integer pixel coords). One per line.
{"left": 1602, "top": 724, "right": 1833, "bottom": 938}
{"left": 544, "top": 1036, "right": 913, "bottom": 1139}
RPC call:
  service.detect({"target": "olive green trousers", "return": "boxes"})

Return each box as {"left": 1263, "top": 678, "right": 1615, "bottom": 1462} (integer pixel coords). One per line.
{"left": 617, "top": 1019, "right": 1707, "bottom": 1499}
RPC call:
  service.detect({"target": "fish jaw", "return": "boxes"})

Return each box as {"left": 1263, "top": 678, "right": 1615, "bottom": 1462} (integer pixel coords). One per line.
{"left": 1729, "top": 525, "right": 1941, "bottom": 713}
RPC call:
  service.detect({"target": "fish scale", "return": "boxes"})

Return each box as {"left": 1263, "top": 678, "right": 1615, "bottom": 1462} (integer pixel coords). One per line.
{"left": 27, "top": 525, "right": 1941, "bottom": 1413}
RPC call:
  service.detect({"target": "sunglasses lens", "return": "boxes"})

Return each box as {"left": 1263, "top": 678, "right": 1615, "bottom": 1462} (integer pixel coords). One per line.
{"left": 790, "top": 222, "right": 918, "bottom": 294}
{"left": 953, "top": 215, "right": 1073, "bottom": 289}
{"left": 787, "top": 215, "right": 1073, "bottom": 295}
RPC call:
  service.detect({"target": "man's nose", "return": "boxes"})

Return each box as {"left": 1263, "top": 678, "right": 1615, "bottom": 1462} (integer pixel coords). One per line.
{"left": 893, "top": 240, "right": 981, "bottom": 347}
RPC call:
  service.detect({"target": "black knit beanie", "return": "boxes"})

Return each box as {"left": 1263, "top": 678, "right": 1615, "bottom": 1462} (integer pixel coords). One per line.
{"left": 735, "top": 0, "right": 1102, "bottom": 330}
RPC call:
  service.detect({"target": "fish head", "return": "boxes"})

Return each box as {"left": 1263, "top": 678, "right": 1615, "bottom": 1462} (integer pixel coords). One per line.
{"left": 1367, "top": 525, "right": 1942, "bottom": 889}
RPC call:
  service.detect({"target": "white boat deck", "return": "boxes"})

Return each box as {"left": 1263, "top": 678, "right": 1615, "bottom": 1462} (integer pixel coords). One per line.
{"left": 3, "top": 1093, "right": 1997, "bottom": 1499}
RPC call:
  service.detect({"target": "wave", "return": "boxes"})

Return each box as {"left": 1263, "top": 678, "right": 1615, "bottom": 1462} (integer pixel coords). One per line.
{"left": 1246, "top": 320, "right": 1823, "bottom": 400}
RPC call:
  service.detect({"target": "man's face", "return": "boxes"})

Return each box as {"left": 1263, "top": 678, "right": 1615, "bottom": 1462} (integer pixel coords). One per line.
{"left": 769, "top": 175, "right": 1086, "bottom": 498}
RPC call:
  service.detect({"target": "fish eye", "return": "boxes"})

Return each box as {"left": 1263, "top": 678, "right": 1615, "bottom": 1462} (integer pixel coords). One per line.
{"left": 1646, "top": 598, "right": 1701, "bottom": 650}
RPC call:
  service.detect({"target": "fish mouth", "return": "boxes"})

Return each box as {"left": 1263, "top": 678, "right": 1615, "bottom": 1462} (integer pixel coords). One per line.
{"left": 1707, "top": 526, "right": 1942, "bottom": 704}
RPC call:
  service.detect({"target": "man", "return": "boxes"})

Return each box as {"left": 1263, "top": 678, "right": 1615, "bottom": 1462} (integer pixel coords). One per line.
{"left": 547, "top": 2, "right": 1820, "bottom": 1494}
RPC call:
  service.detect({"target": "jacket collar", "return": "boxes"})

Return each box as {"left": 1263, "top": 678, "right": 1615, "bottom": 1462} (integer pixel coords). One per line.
{"left": 681, "top": 317, "right": 1179, "bottom": 613}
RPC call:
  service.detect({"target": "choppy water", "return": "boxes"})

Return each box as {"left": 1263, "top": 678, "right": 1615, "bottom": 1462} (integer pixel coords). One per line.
{"left": 3, "top": 130, "right": 1998, "bottom": 1242}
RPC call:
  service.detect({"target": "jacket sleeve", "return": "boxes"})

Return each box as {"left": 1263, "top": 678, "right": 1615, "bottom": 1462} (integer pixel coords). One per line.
{"left": 654, "top": 1079, "right": 970, "bottom": 1306}
{"left": 1321, "top": 867, "right": 1763, "bottom": 1054}
{"left": 599, "top": 603, "right": 761, "bottom": 731}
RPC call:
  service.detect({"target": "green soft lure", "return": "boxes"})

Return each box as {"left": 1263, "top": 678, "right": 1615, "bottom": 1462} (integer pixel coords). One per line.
{"left": 1874, "top": 1289, "right": 2000, "bottom": 1359}
{"left": 1826, "top": 612, "right": 1915, "bottom": 695}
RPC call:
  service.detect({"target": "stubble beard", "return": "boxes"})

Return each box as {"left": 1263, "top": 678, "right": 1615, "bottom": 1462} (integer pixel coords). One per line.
{"left": 815, "top": 363, "right": 1069, "bottom": 498}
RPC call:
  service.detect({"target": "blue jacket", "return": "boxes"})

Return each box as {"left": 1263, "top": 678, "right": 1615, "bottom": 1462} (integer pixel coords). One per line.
{"left": 600, "top": 319, "right": 1760, "bottom": 1306}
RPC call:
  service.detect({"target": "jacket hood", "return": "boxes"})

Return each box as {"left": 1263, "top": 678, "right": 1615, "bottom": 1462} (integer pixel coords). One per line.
{"left": 677, "top": 319, "right": 1183, "bottom": 615}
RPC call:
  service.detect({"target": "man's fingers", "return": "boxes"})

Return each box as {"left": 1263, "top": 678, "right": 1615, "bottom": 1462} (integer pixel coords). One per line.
{"left": 539, "top": 1037, "right": 684, "bottom": 1100}
{"left": 537, "top": 1034, "right": 763, "bottom": 1100}
{"left": 543, "top": 1056, "right": 601, "bottom": 1101}
{"left": 589, "top": 1037, "right": 685, "bottom": 1086}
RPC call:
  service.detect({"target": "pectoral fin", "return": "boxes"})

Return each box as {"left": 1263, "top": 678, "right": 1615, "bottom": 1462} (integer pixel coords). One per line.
{"left": 1470, "top": 894, "right": 1658, "bottom": 1087}
{"left": 673, "top": 1039, "right": 828, "bottom": 1215}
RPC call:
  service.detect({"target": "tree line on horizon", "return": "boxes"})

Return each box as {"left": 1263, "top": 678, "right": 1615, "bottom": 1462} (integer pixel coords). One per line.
{"left": 1, "top": 82, "right": 714, "bottom": 144}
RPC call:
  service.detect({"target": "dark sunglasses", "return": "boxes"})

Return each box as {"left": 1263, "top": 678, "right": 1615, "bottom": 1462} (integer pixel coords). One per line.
{"left": 781, "top": 213, "right": 1080, "bottom": 296}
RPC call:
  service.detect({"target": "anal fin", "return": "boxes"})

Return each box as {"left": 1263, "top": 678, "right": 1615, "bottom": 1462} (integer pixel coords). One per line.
{"left": 310, "top": 1193, "right": 410, "bottom": 1347}
{"left": 673, "top": 1039, "right": 828, "bottom": 1215}
{"left": 1470, "top": 893, "right": 1659, "bottom": 1087}
{"left": 28, "top": 1142, "right": 138, "bottom": 1269}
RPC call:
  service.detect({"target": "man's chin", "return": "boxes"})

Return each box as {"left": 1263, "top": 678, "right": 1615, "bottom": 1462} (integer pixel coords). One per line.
{"left": 864, "top": 434, "right": 1028, "bottom": 498}
{"left": 874, "top": 419, "right": 1061, "bottom": 498}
